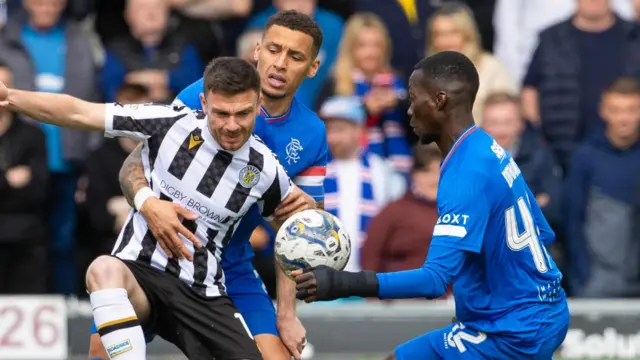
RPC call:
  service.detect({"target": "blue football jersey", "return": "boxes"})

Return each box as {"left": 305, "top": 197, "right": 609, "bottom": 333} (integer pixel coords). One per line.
{"left": 434, "top": 125, "right": 565, "bottom": 333}
{"left": 175, "top": 79, "right": 329, "bottom": 277}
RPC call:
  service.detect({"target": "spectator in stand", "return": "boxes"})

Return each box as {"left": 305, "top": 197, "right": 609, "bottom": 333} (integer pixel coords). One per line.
{"left": 360, "top": 144, "right": 442, "bottom": 293}
{"left": 247, "top": 0, "right": 343, "bottom": 107}
{"left": 0, "top": 0, "right": 101, "bottom": 295}
{"left": 426, "top": 2, "right": 515, "bottom": 125}
{"left": 80, "top": 84, "right": 148, "bottom": 265}
{"left": 321, "top": 96, "right": 405, "bottom": 274}
{"left": 481, "top": 92, "right": 563, "bottom": 227}
{"left": 493, "top": 0, "right": 634, "bottom": 87}
{"left": 101, "top": 0, "right": 203, "bottom": 102}
{"left": 565, "top": 78, "right": 640, "bottom": 298}
{"left": 521, "top": 0, "right": 640, "bottom": 171}
{"left": 0, "top": 62, "right": 48, "bottom": 294}
{"left": 317, "top": 13, "right": 413, "bottom": 177}
{"left": 236, "top": 29, "right": 263, "bottom": 66}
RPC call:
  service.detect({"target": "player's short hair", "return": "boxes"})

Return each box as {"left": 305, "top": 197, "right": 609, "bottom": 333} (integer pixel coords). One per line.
{"left": 203, "top": 57, "right": 261, "bottom": 96}
{"left": 412, "top": 144, "right": 442, "bottom": 173}
{"left": 0, "top": 60, "right": 10, "bottom": 71}
{"left": 264, "top": 10, "right": 323, "bottom": 58}
{"left": 483, "top": 91, "right": 520, "bottom": 109}
{"left": 604, "top": 77, "right": 640, "bottom": 96}
{"left": 414, "top": 51, "right": 480, "bottom": 102}
{"left": 116, "top": 83, "right": 150, "bottom": 102}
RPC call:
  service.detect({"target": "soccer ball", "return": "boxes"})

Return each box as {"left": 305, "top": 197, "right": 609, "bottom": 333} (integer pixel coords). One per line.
{"left": 275, "top": 209, "right": 351, "bottom": 278}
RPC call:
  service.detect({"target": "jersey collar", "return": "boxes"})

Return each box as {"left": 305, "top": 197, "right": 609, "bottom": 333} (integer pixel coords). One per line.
{"left": 260, "top": 104, "right": 292, "bottom": 124}
{"left": 440, "top": 125, "right": 478, "bottom": 169}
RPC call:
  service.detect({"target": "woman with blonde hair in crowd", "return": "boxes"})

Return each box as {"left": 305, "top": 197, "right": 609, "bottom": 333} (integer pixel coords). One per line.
{"left": 427, "top": 2, "right": 516, "bottom": 125}
{"left": 316, "top": 12, "right": 412, "bottom": 178}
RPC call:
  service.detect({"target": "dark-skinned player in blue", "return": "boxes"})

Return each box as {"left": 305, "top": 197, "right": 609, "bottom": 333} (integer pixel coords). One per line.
{"left": 88, "top": 10, "right": 328, "bottom": 360}
{"left": 293, "top": 51, "right": 570, "bottom": 360}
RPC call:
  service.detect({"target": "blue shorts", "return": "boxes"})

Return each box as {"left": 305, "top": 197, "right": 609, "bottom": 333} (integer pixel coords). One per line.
{"left": 395, "top": 313, "right": 569, "bottom": 360}
{"left": 90, "top": 268, "right": 277, "bottom": 340}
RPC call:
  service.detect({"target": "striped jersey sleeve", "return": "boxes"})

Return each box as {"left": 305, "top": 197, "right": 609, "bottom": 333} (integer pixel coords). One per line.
{"left": 292, "top": 131, "right": 328, "bottom": 202}
{"left": 431, "top": 169, "right": 490, "bottom": 253}
{"left": 104, "top": 103, "right": 190, "bottom": 140}
{"left": 258, "top": 145, "right": 294, "bottom": 221}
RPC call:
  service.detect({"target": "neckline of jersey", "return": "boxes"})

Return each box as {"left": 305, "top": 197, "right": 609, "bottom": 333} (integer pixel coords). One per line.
{"left": 260, "top": 103, "right": 292, "bottom": 124}
{"left": 440, "top": 125, "right": 478, "bottom": 169}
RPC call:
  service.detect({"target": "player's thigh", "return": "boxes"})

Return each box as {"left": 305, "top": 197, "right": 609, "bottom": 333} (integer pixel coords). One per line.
{"left": 167, "top": 285, "right": 262, "bottom": 359}
{"left": 395, "top": 323, "right": 497, "bottom": 360}
{"left": 227, "top": 269, "right": 279, "bottom": 337}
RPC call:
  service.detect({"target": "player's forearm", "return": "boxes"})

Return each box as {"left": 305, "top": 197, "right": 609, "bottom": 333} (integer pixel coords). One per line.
{"left": 276, "top": 265, "right": 297, "bottom": 319}
{"left": 119, "top": 144, "right": 150, "bottom": 207}
{"left": 6, "top": 89, "right": 106, "bottom": 131}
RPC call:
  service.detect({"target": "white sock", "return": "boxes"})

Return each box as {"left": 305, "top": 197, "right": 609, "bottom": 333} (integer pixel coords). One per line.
{"left": 90, "top": 288, "right": 147, "bottom": 360}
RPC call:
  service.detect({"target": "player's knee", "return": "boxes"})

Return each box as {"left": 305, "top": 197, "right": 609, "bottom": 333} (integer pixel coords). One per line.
{"left": 86, "top": 256, "right": 129, "bottom": 292}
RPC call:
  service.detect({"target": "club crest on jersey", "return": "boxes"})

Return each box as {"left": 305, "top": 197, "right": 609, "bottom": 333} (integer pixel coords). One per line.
{"left": 239, "top": 165, "right": 260, "bottom": 188}
{"left": 285, "top": 137, "right": 303, "bottom": 164}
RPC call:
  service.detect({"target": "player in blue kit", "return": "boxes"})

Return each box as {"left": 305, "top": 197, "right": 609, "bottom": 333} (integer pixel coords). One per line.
{"left": 87, "top": 10, "right": 328, "bottom": 360}
{"left": 293, "top": 51, "right": 570, "bottom": 360}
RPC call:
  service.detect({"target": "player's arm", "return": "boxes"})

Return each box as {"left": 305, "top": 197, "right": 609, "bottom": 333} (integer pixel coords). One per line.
{"left": 294, "top": 174, "right": 491, "bottom": 301}
{"left": 175, "top": 78, "right": 204, "bottom": 109}
{"left": 524, "top": 185, "right": 555, "bottom": 247}
{"left": 3, "top": 87, "right": 107, "bottom": 131}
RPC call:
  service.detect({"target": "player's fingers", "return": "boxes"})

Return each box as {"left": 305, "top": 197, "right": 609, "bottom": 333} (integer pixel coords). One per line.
{"left": 174, "top": 204, "right": 199, "bottom": 221}
{"left": 296, "top": 289, "right": 308, "bottom": 300}
{"left": 294, "top": 272, "right": 313, "bottom": 284}
{"left": 303, "top": 295, "right": 317, "bottom": 303}
{"left": 288, "top": 346, "right": 302, "bottom": 360}
{"left": 156, "top": 236, "right": 173, "bottom": 258}
{"left": 177, "top": 223, "right": 202, "bottom": 249}
{"left": 295, "top": 278, "right": 315, "bottom": 291}
{"left": 291, "top": 269, "right": 303, "bottom": 277}
{"left": 170, "top": 233, "right": 190, "bottom": 261}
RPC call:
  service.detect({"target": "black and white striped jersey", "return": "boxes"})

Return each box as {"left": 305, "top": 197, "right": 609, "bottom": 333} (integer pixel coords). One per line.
{"left": 104, "top": 102, "right": 292, "bottom": 297}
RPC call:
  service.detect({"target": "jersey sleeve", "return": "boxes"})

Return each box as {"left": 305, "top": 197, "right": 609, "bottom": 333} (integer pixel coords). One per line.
{"left": 104, "top": 103, "right": 187, "bottom": 140}
{"left": 525, "top": 184, "right": 556, "bottom": 247}
{"left": 431, "top": 174, "right": 490, "bottom": 253}
{"left": 259, "top": 160, "right": 293, "bottom": 221}
{"left": 292, "top": 130, "right": 328, "bottom": 202}
{"left": 175, "top": 78, "right": 204, "bottom": 109}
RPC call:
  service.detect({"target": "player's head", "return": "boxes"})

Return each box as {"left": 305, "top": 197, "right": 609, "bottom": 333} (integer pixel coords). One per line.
{"left": 408, "top": 51, "right": 479, "bottom": 143}
{"left": 600, "top": 77, "right": 640, "bottom": 141}
{"left": 481, "top": 92, "right": 524, "bottom": 149}
{"left": 255, "top": 10, "right": 323, "bottom": 100}
{"left": 411, "top": 144, "right": 442, "bottom": 202}
{"left": 200, "top": 57, "right": 261, "bottom": 151}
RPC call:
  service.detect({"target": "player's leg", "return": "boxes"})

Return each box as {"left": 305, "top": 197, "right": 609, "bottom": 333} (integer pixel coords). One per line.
{"left": 228, "top": 270, "right": 290, "bottom": 359}
{"left": 88, "top": 332, "right": 107, "bottom": 360}
{"left": 86, "top": 255, "right": 151, "bottom": 359}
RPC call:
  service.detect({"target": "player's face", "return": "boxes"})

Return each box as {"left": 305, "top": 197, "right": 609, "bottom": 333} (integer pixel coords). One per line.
{"left": 201, "top": 90, "right": 261, "bottom": 151}
{"left": 600, "top": 92, "right": 640, "bottom": 139}
{"left": 431, "top": 15, "right": 466, "bottom": 53}
{"left": 482, "top": 102, "right": 524, "bottom": 149}
{"left": 255, "top": 25, "right": 320, "bottom": 100}
{"left": 353, "top": 27, "right": 386, "bottom": 75}
{"left": 325, "top": 118, "right": 361, "bottom": 159}
{"left": 408, "top": 70, "right": 442, "bottom": 141}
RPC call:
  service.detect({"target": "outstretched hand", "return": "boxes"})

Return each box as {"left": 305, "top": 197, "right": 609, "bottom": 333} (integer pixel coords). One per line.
{"left": 292, "top": 265, "right": 339, "bottom": 303}
{"left": 0, "top": 80, "right": 8, "bottom": 104}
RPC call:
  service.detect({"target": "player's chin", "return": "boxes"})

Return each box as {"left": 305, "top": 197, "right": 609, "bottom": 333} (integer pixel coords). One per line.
{"left": 261, "top": 87, "right": 287, "bottom": 100}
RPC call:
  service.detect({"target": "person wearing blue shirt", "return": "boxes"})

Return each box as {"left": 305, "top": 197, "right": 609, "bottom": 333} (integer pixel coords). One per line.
{"left": 88, "top": 10, "right": 328, "bottom": 360}
{"left": 293, "top": 51, "right": 570, "bottom": 360}
{"left": 246, "top": 0, "right": 343, "bottom": 108}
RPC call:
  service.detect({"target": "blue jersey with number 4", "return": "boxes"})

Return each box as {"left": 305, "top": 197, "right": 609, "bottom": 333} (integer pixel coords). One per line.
{"left": 377, "top": 125, "right": 566, "bottom": 337}
{"left": 176, "top": 78, "right": 328, "bottom": 277}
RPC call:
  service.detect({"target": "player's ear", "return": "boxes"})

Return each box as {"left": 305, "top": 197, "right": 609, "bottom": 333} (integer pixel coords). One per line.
{"left": 199, "top": 93, "right": 207, "bottom": 112}
{"left": 253, "top": 43, "right": 260, "bottom": 63}
{"left": 306, "top": 59, "right": 320, "bottom": 79}
{"left": 435, "top": 91, "right": 447, "bottom": 110}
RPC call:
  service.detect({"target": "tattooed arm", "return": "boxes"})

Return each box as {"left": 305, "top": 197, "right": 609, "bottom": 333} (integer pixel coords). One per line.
{"left": 118, "top": 143, "right": 201, "bottom": 259}
{"left": 119, "top": 144, "right": 148, "bottom": 207}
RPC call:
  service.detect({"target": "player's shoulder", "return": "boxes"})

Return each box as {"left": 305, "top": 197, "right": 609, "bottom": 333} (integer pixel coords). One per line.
{"left": 249, "top": 135, "right": 280, "bottom": 162}
{"left": 290, "top": 97, "right": 327, "bottom": 144}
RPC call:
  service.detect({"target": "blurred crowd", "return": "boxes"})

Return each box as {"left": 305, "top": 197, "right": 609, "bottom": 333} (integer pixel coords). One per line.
{"left": 1, "top": 0, "right": 640, "bottom": 300}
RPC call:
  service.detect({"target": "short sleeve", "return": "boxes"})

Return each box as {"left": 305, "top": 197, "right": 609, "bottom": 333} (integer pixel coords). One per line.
{"left": 522, "top": 43, "right": 542, "bottom": 88}
{"left": 259, "top": 160, "right": 293, "bottom": 221}
{"left": 293, "top": 135, "right": 328, "bottom": 202}
{"left": 104, "top": 103, "right": 188, "bottom": 140}
{"left": 431, "top": 176, "right": 490, "bottom": 253}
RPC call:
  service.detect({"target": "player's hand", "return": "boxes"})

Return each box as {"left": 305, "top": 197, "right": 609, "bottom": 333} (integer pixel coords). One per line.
{"left": 5, "top": 166, "right": 31, "bottom": 188}
{"left": 274, "top": 185, "right": 315, "bottom": 220}
{"left": 139, "top": 197, "right": 202, "bottom": 261}
{"left": 0, "top": 80, "right": 7, "bottom": 104}
{"left": 276, "top": 315, "right": 307, "bottom": 360}
{"left": 292, "top": 266, "right": 339, "bottom": 303}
